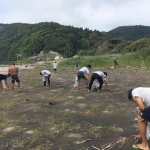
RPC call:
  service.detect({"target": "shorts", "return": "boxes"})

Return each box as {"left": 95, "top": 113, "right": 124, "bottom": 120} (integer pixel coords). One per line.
{"left": 11, "top": 74, "right": 20, "bottom": 83}
{"left": 140, "top": 106, "right": 150, "bottom": 122}
{"left": 54, "top": 68, "right": 57, "bottom": 71}
{"left": 77, "top": 71, "right": 85, "bottom": 80}
{"left": 0, "top": 74, "right": 6, "bottom": 81}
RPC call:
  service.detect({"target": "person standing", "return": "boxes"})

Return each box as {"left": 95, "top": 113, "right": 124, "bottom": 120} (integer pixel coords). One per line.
{"left": 88, "top": 71, "right": 110, "bottom": 93}
{"left": 114, "top": 60, "right": 120, "bottom": 69}
{"left": 8, "top": 63, "right": 21, "bottom": 93}
{"left": 77, "top": 65, "right": 91, "bottom": 90}
{"left": 75, "top": 61, "right": 78, "bottom": 69}
{"left": 40, "top": 70, "right": 51, "bottom": 86}
{"left": 53, "top": 62, "right": 58, "bottom": 74}
{"left": 0, "top": 74, "right": 10, "bottom": 91}
{"left": 128, "top": 87, "right": 150, "bottom": 150}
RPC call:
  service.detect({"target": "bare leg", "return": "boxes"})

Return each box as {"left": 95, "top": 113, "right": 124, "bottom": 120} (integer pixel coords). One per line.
{"left": 0, "top": 81, "right": 3, "bottom": 91}
{"left": 17, "top": 82, "right": 21, "bottom": 91}
{"left": 12, "top": 83, "right": 15, "bottom": 93}
{"left": 85, "top": 78, "right": 88, "bottom": 89}
{"left": 133, "top": 115, "right": 149, "bottom": 150}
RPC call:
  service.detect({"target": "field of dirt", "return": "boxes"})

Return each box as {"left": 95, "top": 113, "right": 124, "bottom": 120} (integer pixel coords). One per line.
{"left": 0, "top": 66, "right": 150, "bottom": 150}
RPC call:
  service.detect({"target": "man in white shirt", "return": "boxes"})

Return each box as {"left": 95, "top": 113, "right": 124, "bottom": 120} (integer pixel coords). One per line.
{"left": 40, "top": 70, "right": 51, "bottom": 86}
{"left": 88, "top": 71, "right": 110, "bottom": 93}
{"left": 128, "top": 87, "right": 150, "bottom": 150}
{"left": 77, "top": 65, "right": 91, "bottom": 90}
{"left": 53, "top": 62, "right": 58, "bottom": 74}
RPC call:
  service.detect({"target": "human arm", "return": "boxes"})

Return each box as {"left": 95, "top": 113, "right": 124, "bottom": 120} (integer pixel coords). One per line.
{"left": 16, "top": 68, "right": 19, "bottom": 74}
{"left": 134, "top": 96, "right": 145, "bottom": 112}
{"left": 44, "top": 72, "right": 50, "bottom": 76}
{"left": 8, "top": 68, "right": 11, "bottom": 74}
{"left": 134, "top": 134, "right": 141, "bottom": 142}
{"left": 87, "top": 73, "right": 91, "bottom": 79}
{"left": 104, "top": 80, "right": 110, "bottom": 91}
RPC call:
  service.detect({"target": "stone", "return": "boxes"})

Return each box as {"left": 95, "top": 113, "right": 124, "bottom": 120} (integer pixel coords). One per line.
{"left": 26, "top": 130, "right": 34, "bottom": 134}
{"left": 12, "top": 145, "right": 17, "bottom": 149}
{"left": 3, "top": 127, "right": 16, "bottom": 132}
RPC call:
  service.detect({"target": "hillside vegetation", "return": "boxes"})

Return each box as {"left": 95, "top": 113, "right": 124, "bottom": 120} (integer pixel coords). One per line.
{"left": 1, "top": 23, "right": 150, "bottom": 61}
{"left": 106, "top": 25, "right": 150, "bottom": 41}
{"left": 0, "top": 22, "right": 108, "bottom": 61}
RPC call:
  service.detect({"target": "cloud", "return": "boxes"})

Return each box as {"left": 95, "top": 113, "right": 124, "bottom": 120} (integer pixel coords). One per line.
{"left": 0, "top": 0, "right": 150, "bottom": 31}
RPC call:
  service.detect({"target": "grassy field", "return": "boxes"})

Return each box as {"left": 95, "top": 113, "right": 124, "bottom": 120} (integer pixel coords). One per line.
{"left": 59, "top": 48, "right": 150, "bottom": 69}
{"left": 1, "top": 66, "right": 150, "bottom": 149}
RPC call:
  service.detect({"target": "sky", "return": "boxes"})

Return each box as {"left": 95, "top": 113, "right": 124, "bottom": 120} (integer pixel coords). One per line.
{"left": 0, "top": 0, "right": 150, "bottom": 31}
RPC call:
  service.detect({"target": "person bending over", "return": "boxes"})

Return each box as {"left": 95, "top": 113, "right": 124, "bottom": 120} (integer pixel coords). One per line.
{"left": 77, "top": 65, "right": 91, "bottom": 90}
{"left": 8, "top": 63, "right": 21, "bottom": 93}
{"left": 88, "top": 71, "right": 110, "bottom": 93}
{"left": 40, "top": 70, "right": 51, "bottom": 86}
{"left": 128, "top": 87, "right": 150, "bottom": 150}
{"left": 0, "top": 74, "right": 10, "bottom": 91}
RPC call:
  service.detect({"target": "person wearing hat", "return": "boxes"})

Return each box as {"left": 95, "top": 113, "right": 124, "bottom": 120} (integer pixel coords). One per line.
{"left": 128, "top": 87, "right": 150, "bottom": 150}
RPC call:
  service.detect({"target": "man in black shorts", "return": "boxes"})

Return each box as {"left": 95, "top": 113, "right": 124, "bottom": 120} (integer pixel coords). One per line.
{"left": 0, "top": 74, "right": 10, "bottom": 91}
{"left": 77, "top": 65, "right": 91, "bottom": 90}
{"left": 88, "top": 71, "right": 110, "bottom": 93}
{"left": 8, "top": 63, "right": 21, "bottom": 93}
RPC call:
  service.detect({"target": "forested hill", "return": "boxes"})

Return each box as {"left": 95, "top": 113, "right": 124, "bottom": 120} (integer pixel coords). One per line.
{"left": 0, "top": 22, "right": 108, "bottom": 61}
{"left": 106, "top": 25, "right": 150, "bottom": 41}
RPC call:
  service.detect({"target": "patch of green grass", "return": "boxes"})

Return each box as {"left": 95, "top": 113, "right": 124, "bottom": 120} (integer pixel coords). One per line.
{"left": 59, "top": 48, "right": 150, "bottom": 68}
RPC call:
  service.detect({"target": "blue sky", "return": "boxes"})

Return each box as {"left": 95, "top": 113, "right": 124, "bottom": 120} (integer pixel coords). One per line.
{"left": 0, "top": 0, "right": 150, "bottom": 31}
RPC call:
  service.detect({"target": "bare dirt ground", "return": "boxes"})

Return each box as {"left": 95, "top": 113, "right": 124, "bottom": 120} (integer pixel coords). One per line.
{"left": 0, "top": 67, "right": 150, "bottom": 150}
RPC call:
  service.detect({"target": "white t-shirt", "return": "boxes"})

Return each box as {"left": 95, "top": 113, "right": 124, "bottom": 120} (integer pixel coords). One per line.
{"left": 79, "top": 67, "right": 89, "bottom": 74}
{"left": 132, "top": 87, "right": 150, "bottom": 108}
{"left": 41, "top": 70, "right": 51, "bottom": 76}
{"left": 53, "top": 63, "right": 58, "bottom": 69}
{"left": 93, "top": 71, "right": 106, "bottom": 81}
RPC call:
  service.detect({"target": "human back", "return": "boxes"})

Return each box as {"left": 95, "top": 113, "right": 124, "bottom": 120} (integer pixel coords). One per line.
{"left": 132, "top": 87, "right": 150, "bottom": 108}
{"left": 8, "top": 63, "right": 19, "bottom": 75}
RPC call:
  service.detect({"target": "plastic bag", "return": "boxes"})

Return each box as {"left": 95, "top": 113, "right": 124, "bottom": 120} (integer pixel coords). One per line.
{"left": 15, "top": 81, "right": 18, "bottom": 85}
{"left": 2, "top": 80, "right": 7, "bottom": 89}
{"left": 74, "top": 76, "right": 78, "bottom": 88}
{"left": 91, "top": 80, "right": 99, "bottom": 91}
{"left": 147, "top": 122, "right": 150, "bottom": 140}
{"left": 110, "top": 66, "right": 114, "bottom": 70}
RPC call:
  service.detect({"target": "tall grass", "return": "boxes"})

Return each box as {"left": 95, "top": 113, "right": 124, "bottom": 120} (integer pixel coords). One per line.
{"left": 59, "top": 47, "right": 150, "bottom": 69}
{"left": 59, "top": 55, "right": 113, "bottom": 69}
